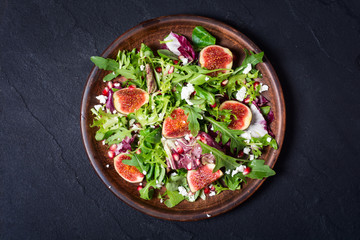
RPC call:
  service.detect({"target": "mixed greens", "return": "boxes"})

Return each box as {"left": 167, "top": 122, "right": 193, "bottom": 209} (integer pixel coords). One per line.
{"left": 90, "top": 26, "right": 277, "bottom": 207}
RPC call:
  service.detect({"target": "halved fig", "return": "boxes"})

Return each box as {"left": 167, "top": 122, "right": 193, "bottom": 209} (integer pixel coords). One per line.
{"left": 113, "top": 87, "right": 149, "bottom": 114}
{"left": 162, "top": 108, "right": 191, "bottom": 138}
{"left": 187, "top": 164, "right": 223, "bottom": 192}
{"left": 199, "top": 45, "right": 233, "bottom": 77}
{"left": 114, "top": 153, "right": 144, "bottom": 183}
{"left": 219, "top": 100, "right": 252, "bottom": 130}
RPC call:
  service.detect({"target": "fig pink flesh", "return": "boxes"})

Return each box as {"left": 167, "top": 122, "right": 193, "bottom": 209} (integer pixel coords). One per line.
{"left": 162, "top": 108, "right": 191, "bottom": 138}
{"left": 187, "top": 164, "right": 223, "bottom": 192}
{"left": 113, "top": 88, "right": 149, "bottom": 114}
{"left": 219, "top": 101, "right": 252, "bottom": 130}
{"left": 114, "top": 154, "right": 144, "bottom": 183}
{"left": 200, "top": 45, "right": 233, "bottom": 77}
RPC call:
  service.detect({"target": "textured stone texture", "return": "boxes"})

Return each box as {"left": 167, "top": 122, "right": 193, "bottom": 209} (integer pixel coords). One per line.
{"left": 1, "top": 0, "right": 360, "bottom": 239}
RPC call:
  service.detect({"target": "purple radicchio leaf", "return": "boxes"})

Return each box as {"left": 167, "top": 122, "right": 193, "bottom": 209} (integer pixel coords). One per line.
{"left": 114, "top": 135, "right": 136, "bottom": 155}
{"left": 105, "top": 90, "right": 115, "bottom": 113}
{"left": 164, "top": 32, "right": 196, "bottom": 63}
{"left": 247, "top": 101, "right": 271, "bottom": 138}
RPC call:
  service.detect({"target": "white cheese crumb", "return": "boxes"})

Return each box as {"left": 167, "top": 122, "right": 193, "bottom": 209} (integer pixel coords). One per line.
{"left": 178, "top": 186, "right": 188, "bottom": 197}
{"left": 243, "top": 63, "right": 252, "bottom": 74}
{"left": 184, "top": 134, "right": 191, "bottom": 141}
{"left": 241, "top": 131, "right": 252, "bottom": 140}
{"left": 210, "top": 125, "right": 214, "bottom": 131}
{"left": 102, "top": 140, "right": 106, "bottom": 145}
{"left": 259, "top": 83, "right": 269, "bottom": 93}
{"left": 180, "top": 56, "right": 188, "bottom": 65}
{"left": 142, "top": 170, "right": 147, "bottom": 175}
{"left": 231, "top": 165, "right": 246, "bottom": 177}
{"left": 209, "top": 191, "right": 216, "bottom": 197}
{"left": 114, "top": 83, "right": 120, "bottom": 87}
{"left": 188, "top": 194, "right": 196, "bottom": 202}
{"left": 205, "top": 76, "right": 210, "bottom": 81}
{"left": 112, "top": 110, "right": 117, "bottom": 114}
{"left": 108, "top": 186, "right": 111, "bottom": 189}
{"left": 140, "top": 65, "right": 145, "bottom": 71}
{"left": 94, "top": 104, "right": 102, "bottom": 111}
{"left": 235, "top": 86, "right": 247, "bottom": 102}
{"left": 139, "top": 183, "right": 143, "bottom": 186}
{"left": 96, "top": 95, "right": 107, "bottom": 104}
{"left": 267, "top": 137, "right": 272, "bottom": 143}
{"left": 129, "top": 119, "right": 135, "bottom": 126}
{"left": 249, "top": 155, "right": 254, "bottom": 160}
{"left": 160, "top": 199, "right": 163, "bottom": 203}
{"left": 170, "top": 172, "right": 178, "bottom": 177}
{"left": 158, "top": 113, "right": 164, "bottom": 119}
{"left": 106, "top": 164, "right": 110, "bottom": 168}
{"left": 206, "top": 214, "right": 211, "bottom": 217}
{"left": 181, "top": 83, "right": 195, "bottom": 105}
{"left": 225, "top": 169, "right": 231, "bottom": 175}
{"left": 243, "top": 147, "right": 251, "bottom": 155}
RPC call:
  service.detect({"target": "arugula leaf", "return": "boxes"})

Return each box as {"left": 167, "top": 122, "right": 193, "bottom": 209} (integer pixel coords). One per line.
{"left": 157, "top": 49, "right": 179, "bottom": 60}
{"left": 260, "top": 106, "right": 271, "bottom": 116}
{"left": 165, "top": 174, "right": 187, "bottom": 191}
{"left": 246, "top": 160, "right": 275, "bottom": 179}
{"left": 181, "top": 106, "right": 203, "bottom": 136}
{"left": 223, "top": 173, "right": 245, "bottom": 191}
{"left": 233, "top": 50, "right": 264, "bottom": 75}
{"left": 192, "top": 26, "right": 216, "bottom": 51}
{"left": 197, "top": 141, "right": 242, "bottom": 172}
{"left": 193, "top": 85, "right": 215, "bottom": 105}
{"left": 139, "top": 180, "right": 157, "bottom": 200}
{"left": 204, "top": 116, "right": 246, "bottom": 154}
{"left": 139, "top": 128, "right": 162, "bottom": 144}
{"left": 90, "top": 56, "right": 119, "bottom": 71}
{"left": 164, "top": 191, "right": 185, "bottom": 208}
{"left": 122, "top": 154, "right": 147, "bottom": 173}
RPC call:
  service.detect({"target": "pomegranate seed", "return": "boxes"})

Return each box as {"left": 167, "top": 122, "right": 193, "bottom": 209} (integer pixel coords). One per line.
{"left": 210, "top": 102, "right": 217, "bottom": 108}
{"left": 137, "top": 185, "right": 143, "bottom": 191}
{"left": 191, "top": 91, "right": 196, "bottom": 96}
{"left": 155, "top": 67, "right": 162, "bottom": 73}
{"left": 168, "top": 66, "right": 174, "bottom": 74}
{"left": 108, "top": 150, "right": 115, "bottom": 159}
{"left": 204, "top": 187, "right": 210, "bottom": 194}
{"left": 173, "top": 60, "right": 179, "bottom": 64}
{"left": 254, "top": 81, "right": 260, "bottom": 89}
{"left": 176, "top": 145, "right": 184, "bottom": 154}
{"left": 200, "top": 136, "right": 207, "bottom": 144}
{"left": 136, "top": 149, "right": 141, "bottom": 154}
{"left": 109, "top": 144, "right": 117, "bottom": 151}
{"left": 221, "top": 79, "right": 229, "bottom": 86}
{"left": 244, "top": 97, "right": 250, "bottom": 104}
{"left": 107, "top": 81, "right": 113, "bottom": 89}
{"left": 128, "top": 85, "right": 136, "bottom": 89}
{"left": 172, "top": 152, "right": 180, "bottom": 161}
{"left": 210, "top": 185, "right": 215, "bottom": 191}
{"left": 243, "top": 167, "right": 251, "bottom": 175}
{"left": 171, "top": 87, "right": 176, "bottom": 92}
{"left": 102, "top": 87, "right": 109, "bottom": 96}
{"left": 237, "top": 151, "right": 244, "bottom": 158}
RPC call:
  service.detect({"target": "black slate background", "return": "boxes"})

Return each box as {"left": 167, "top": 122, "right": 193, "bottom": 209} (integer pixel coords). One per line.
{"left": 1, "top": 0, "right": 360, "bottom": 239}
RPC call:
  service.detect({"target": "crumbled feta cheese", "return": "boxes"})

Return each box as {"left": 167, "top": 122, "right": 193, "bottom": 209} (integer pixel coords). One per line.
{"left": 241, "top": 131, "right": 252, "bottom": 140}
{"left": 206, "top": 214, "right": 211, "bottom": 217}
{"left": 94, "top": 104, "right": 102, "bottom": 111}
{"left": 243, "top": 63, "right": 252, "bottom": 74}
{"left": 139, "top": 65, "right": 145, "bottom": 71}
{"left": 178, "top": 186, "right": 188, "bottom": 197}
{"left": 184, "top": 134, "right": 191, "bottom": 141}
{"left": 114, "top": 83, "right": 120, "bottom": 87}
{"left": 158, "top": 113, "right": 164, "bottom": 119}
{"left": 210, "top": 125, "right": 214, "bottom": 131}
{"left": 112, "top": 110, "right": 117, "bottom": 114}
{"left": 181, "top": 83, "right": 195, "bottom": 105}
{"left": 106, "top": 164, "right": 110, "bottom": 168}
{"left": 231, "top": 165, "right": 246, "bottom": 177}
{"left": 129, "top": 119, "right": 135, "bottom": 126}
{"left": 205, "top": 76, "right": 210, "bottom": 81}
{"left": 180, "top": 56, "right": 188, "bottom": 65}
{"left": 139, "top": 183, "right": 143, "bottom": 186}
{"left": 235, "top": 86, "right": 247, "bottom": 102}
{"left": 267, "top": 137, "right": 272, "bottom": 143}
{"left": 244, "top": 139, "right": 250, "bottom": 144}
{"left": 225, "top": 169, "right": 231, "bottom": 175}
{"left": 160, "top": 199, "right": 163, "bottom": 203}
{"left": 243, "top": 147, "right": 251, "bottom": 155}
{"left": 102, "top": 140, "right": 106, "bottom": 145}
{"left": 156, "top": 184, "right": 162, "bottom": 188}
{"left": 142, "top": 170, "right": 147, "bottom": 175}
{"left": 259, "top": 83, "right": 269, "bottom": 93}
{"left": 96, "top": 95, "right": 107, "bottom": 104}
{"left": 209, "top": 191, "right": 216, "bottom": 197}
{"left": 151, "top": 105, "right": 155, "bottom": 110}
{"left": 249, "top": 155, "right": 254, "bottom": 160}
{"left": 170, "top": 172, "right": 178, "bottom": 177}
{"left": 188, "top": 195, "right": 196, "bottom": 202}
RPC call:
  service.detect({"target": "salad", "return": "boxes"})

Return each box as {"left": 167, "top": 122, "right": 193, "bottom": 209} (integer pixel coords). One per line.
{"left": 90, "top": 26, "right": 278, "bottom": 208}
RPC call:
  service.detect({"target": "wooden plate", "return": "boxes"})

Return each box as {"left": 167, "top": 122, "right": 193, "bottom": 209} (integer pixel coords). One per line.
{"left": 80, "top": 15, "right": 285, "bottom": 221}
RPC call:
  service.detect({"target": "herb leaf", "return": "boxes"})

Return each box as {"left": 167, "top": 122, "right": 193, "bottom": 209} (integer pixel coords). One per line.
{"left": 204, "top": 116, "right": 246, "bottom": 154}
{"left": 139, "top": 180, "right": 157, "bottom": 200}
{"left": 182, "top": 106, "right": 203, "bottom": 136}
{"left": 192, "top": 26, "right": 216, "bottom": 51}
{"left": 164, "top": 191, "right": 185, "bottom": 208}
{"left": 246, "top": 160, "right": 275, "bottom": 179}
{"left": 90, "top": 56, "right": 119, "bottom": 71}
{"left": 197, "top": 141, "right": 242, "bottom": 172}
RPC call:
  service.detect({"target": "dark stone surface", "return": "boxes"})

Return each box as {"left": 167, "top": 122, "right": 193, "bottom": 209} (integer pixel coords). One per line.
{"left": 1, "top": 0, "right": 359, "bottom": 239}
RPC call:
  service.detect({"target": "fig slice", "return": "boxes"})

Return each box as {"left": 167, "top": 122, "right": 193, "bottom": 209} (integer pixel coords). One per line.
{"left": 114, "top": 153, "right": 144, "bottom": 183}
{"left": 187, "top": 164, "right": 223, "bottom": 192}
{"left": 162, "top": 108, "right": 191, "bottom": 138}
{"left": 113, "top": 87, "right": 149, "bottom": 114}
{"left": 219, "top": 100, "right": 252, "bottom": 130}
{"left": 199, "top": 45, "right": 233, "bottom": 77}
